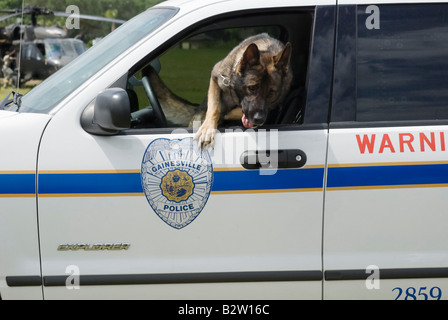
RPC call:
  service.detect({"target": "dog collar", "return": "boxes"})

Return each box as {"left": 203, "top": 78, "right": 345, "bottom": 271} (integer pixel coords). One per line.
{"left": 220, "top": 56, "right": 242, "bottom": 87}
{"left": 218, "top": 74, "right": 240, "bottom": 108}
{"left": 220, "top": 74, "right": 231, "bottom": 87}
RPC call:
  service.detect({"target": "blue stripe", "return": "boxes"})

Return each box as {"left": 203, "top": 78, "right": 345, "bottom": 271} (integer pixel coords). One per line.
{"left": 213, "top": 168, "right": 324, "bottom": 192}
{"left": 1, "top": 164, "right": 446, "bottom": 196}
{"left": 35, "top": 168, "right": 324, "bottom": 195}
{"left": 327, "top": 164, "right": 448, "bottom": 188}
{"left": 0, "top": 174, "right": 35, "bottom": 195}
{"left": 4, "top": 164, "right": 445, "bottom": 196}
{"left": 38, "top": 173, "right": 142, "bottom": 194}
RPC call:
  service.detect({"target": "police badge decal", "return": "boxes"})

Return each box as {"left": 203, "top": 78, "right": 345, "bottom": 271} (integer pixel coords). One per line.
{"left": 141, "top": 138, "right": 213, "bottom": 229}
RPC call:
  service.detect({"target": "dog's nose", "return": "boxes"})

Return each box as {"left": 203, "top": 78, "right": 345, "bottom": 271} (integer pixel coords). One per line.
{"left": 252, "top": 112, "right": 265, "bottom": 125}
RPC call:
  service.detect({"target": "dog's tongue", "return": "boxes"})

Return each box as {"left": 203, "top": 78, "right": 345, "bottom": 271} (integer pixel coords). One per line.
{"left": 242, "top": 113, "right": 255, "bottom": 128}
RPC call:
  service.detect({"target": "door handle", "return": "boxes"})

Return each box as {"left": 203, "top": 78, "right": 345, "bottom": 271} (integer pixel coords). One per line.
{"left": 240, "top": 149, "right": 307, "bottom": 170}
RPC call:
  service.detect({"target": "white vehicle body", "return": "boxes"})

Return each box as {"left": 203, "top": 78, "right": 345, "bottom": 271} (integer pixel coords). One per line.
{"left": 1, "top": 0, "right": 448, "bottom": 300}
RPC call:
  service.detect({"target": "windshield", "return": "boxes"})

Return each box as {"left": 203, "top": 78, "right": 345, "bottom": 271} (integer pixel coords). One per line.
{"left": 19, "top": 7, "right": 177, "bottom": 114}
{"left": 44, "top": 39, "right": 86, "bottom": 65}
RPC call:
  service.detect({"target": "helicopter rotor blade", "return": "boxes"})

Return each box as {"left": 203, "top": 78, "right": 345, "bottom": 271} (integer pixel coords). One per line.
{"left": 52, "top": 11, "right": 126, "bottom": 25}
{"left": 1, "top": 7, "right": 126, "bottom": 24}
{"left": 0, "top": 12, "right": 22, "bottom": 22}
{"left": 0, "top": 9, "right": 19, "bottom": 13}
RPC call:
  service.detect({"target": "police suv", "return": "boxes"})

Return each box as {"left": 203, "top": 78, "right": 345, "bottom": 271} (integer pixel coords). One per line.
{"left": 1, "top": 0, "right": 448, "bottom": 300}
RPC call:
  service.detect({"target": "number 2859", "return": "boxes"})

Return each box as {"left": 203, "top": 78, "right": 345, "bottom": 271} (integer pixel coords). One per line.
{"left": 392, "top": 286, "right": 442, "bottom": 300}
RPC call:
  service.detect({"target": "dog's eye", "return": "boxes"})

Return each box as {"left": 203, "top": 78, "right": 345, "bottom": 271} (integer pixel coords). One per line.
{"left": 247, "top": 85, "right": 258, "bottom": 93}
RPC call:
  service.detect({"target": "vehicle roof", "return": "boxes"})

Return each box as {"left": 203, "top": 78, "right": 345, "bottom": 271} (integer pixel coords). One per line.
{"left": 154, "top": 0, "right": 337, "bottom": 10}
{"left": 339, "top": 0, "right": 448, "bottom": 3}
{"left": 156, "top": 0, "right": 229, "bottom": 7}
{"left": 158, "top": 0, "right": 448, "bottom": 7}
{"left": 153, "top": 0, "right": 337, "bottom": 15}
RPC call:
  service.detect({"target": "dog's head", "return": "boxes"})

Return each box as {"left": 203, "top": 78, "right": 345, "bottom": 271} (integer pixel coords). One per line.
{"left": 234, "top": 42, "right": 292, "bottom": 128}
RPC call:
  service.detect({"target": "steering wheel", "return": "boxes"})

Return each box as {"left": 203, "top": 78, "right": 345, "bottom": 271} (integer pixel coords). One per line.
{"left": 141, "top": 65, "right": 167, "bottom": 127}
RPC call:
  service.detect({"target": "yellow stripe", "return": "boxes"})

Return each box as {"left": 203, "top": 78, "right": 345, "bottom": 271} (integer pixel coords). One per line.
{"left": 327, "top": 183, "right": 448, "bottom": 191}
{"left": 304, "top": 164, "right": 325, "bottom": 169}
{"left": 39, "top": 193, "right": 145, "bottom": 198}
{"left": 0, "top": 194, "right": 35, "bottom": 198}
{"left": 38, "top": 169, "right": 140, "bottom": 174}
{"left": 0, "top": 171, "right": 35, "bottom": 174}
{"left": 211, "top": 188, "right": 323, "bottom": 195}
{"left": 37, "top": 166, "right": 324, "bottom": 174}
{"left": 15, "top": 162, "right": 447, "bottom": 174}
{"left": 328, "top": 160, "right": 448, "bottom": 168}
{"left": 213, "top": 165, "right": 324, "bottom": 171}
{"left": 213, "top": 167, "right": 245, "bottom": 172}
{"left": 40, "top": 189, "right": 323, "bottom": 197}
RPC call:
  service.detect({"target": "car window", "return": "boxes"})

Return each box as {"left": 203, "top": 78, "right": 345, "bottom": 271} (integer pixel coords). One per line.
{"left": 127, "top": 10, "right": 314, "bottom": 130}
{"left": 356, "top": 4, "right": 448, "bottom": 122}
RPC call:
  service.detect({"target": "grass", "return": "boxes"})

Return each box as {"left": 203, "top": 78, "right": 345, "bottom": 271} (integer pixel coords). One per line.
{"left": 0, "top": 80, "right": 39, "bottom": 102}
{"left": 158, "top": 46, "right": 233, "bottom": 104}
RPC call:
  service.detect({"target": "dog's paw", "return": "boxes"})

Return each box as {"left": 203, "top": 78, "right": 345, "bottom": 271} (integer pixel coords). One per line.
{"left": 195, "top": 123, "right": 217, "bottom": 149}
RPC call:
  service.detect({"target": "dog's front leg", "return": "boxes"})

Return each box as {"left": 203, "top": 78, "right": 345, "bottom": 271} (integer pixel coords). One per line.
{"left": 195, "top": 77, "right": 221, "bottom": 149}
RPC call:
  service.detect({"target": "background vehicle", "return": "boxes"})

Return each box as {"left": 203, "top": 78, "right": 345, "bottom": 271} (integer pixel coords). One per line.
{"left": 0, "top": 5, "right": 125, "bottom": 84}
{"left": 1, "top": 0, "right": 448, "bottom": 300}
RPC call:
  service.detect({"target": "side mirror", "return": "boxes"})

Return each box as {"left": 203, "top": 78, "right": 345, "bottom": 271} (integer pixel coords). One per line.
{"left": 81, "top": 88, "right": 131, "bottom": 135}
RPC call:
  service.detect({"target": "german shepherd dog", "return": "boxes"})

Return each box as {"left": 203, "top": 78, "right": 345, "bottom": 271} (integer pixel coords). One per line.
{"left": 148, "top": 33, "right": 293, "bottom": 148}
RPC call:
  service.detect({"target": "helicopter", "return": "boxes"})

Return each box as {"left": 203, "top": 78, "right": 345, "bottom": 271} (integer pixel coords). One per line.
{"left": 0, "top": 5, "right": 125, "bottom": 86}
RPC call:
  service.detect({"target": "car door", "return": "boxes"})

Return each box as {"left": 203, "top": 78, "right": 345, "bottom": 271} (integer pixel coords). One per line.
{"left": 37, "top": 4, "right": 335, "bottom": 299}
{"left": 324, "top": 3, "right": 448, "bottom": 300}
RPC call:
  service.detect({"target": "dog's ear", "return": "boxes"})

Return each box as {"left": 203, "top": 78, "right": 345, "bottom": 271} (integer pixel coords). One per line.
{"left": 236, "top": 43, "right": 260, "bottom": 75}
{"left": 274, "top": 42, "right": 292, "bottom": 74}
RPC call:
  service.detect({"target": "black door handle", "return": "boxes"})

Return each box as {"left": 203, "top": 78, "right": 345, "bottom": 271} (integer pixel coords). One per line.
{"left": 240, "top": 149, "right": 307, "bottom": 170}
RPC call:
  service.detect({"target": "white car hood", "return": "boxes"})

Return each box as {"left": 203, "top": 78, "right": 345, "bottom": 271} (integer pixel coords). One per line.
{"left": 0, "top": 110, "right": 19, "bottom": 120}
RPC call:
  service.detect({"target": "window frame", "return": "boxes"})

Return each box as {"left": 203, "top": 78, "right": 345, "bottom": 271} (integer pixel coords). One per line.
{"left": 331, "top": 3, "right": 448, "bottom": 127}
{"left": 121, "top": 6, "right": 335, "bottom": 135}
